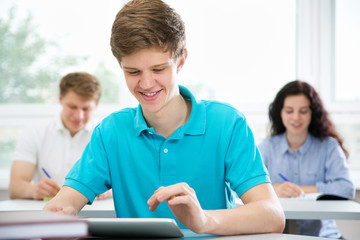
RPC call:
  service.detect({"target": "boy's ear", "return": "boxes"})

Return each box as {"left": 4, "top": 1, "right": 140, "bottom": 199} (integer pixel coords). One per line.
{"left": 177, "top": 50, "right": 188, "bottom": 73}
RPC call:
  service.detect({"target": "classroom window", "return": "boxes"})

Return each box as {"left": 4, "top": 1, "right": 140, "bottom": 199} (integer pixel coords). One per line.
{"left": 0, "top": 0, "right": 296, "bottom": 188}
{"left": 171, "top": 0, "right": 296, "bottom": 106}
{"left": 1, "top": 0, "right": 359, "bottom": 189}
{"left": 334, "top": 0, "right": 360, "bottom": 102}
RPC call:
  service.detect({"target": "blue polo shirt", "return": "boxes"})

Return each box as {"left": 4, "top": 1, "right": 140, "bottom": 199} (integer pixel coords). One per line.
{"left": 65, "top": 85, "right": 270, "bottom": 227}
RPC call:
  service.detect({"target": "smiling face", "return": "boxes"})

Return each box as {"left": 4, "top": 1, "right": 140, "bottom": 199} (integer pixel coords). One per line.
{"left": 280, "top": 94, "right": 312, "bottom": 138}
{"left": 59, "top": 91, "right": 98, "bottom": 137}
{"left": 121, "top": 47, "right": 186, "bottom": 116}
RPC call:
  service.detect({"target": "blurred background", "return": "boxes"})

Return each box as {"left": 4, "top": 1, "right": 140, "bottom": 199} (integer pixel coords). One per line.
{"left": 0, "top": 0, "right": 359, "bottom": 195}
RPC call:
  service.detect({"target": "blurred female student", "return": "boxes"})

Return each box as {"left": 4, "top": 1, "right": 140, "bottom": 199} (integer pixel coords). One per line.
{"left": 258, "top": 80, "right": 355, "bottom": 239}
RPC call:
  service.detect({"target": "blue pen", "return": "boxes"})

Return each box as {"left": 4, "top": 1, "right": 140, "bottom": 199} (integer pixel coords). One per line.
{"left": 42, "top": 167, "right": 52, "bottom": 179}
{"left": 278, "top": 173, "right": 289, "bottom": 182}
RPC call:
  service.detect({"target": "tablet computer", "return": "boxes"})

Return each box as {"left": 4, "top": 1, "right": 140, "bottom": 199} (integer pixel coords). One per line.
{"left": 87, "top": 218, "right": 184, "bottom": 238}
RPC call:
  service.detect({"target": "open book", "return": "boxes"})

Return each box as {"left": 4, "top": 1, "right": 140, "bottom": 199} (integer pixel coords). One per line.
{"left": 0, "top": 211, "right": 88, "bottom": 239}
{"left": 299, "top": 193, "right": 349, "bottom": 200}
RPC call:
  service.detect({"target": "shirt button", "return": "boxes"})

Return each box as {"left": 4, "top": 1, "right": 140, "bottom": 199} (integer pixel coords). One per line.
{"left": 164, "top": 148, "right": 168, "bottom": 153}
{"left": 148, "top": 131, "right": 153, "bottom": 134}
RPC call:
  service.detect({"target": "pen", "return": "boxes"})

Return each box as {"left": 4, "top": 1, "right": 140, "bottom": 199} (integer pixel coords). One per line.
{"left": 278, "top": 173, "right": 289, "bottom": 182}
{"left": 41, "top": 168, "right": 54, "bottom": 201}
{"left": 42, "top": 167, "right": 52, "bottom": 179}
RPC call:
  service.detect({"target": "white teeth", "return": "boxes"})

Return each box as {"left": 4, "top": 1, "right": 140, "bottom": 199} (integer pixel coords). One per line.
{"left": 143, "top": 92, "right": 156, "bottom": 96}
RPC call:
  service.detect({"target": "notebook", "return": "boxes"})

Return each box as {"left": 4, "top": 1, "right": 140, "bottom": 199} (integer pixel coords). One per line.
{"left": 0, "top": 211, "right": 88, "bottom": 239}
{"left": 300, "top": 193, "right": 349, "bottom": 201}
{"left": 87, "top": 217, "right": 184, "bottom": 238}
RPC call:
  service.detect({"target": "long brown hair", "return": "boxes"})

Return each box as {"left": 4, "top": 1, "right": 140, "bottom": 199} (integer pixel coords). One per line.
{"left": 268, "top": 80, "right": 348, "bottom": 157}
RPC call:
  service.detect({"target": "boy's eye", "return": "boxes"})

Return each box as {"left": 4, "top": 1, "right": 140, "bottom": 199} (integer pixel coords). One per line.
{"left": 153, "top": 68, "right": 165, "bottom": 72}
{"left": 128, "top": 71, "right": 139, "bottom": 75}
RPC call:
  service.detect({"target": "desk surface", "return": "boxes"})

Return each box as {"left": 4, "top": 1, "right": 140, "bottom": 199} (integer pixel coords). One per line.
{"left": 0, "top": 200, "right": 344, "bottom": 239}
{"left": 235, "top": 197, "right": 360, "bottom": 220}
{"left": 279, "top": 198, "right": 360, "bottom": 220}
{"left": 0, "top": 198, "right": 116, "bottom": 218}
{"left": 1, "top": 198, "right": 360, "bottom": 220}
{"left": 144, "top": 231, "right": 329, "bottom": 240}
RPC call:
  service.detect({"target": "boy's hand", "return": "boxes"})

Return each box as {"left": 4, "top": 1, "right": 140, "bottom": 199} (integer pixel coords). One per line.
{"left": 147, "top": 182, "right": 210, "bottom": 234}
{"left": 43, "top": 203, "right": 77, "bottom": 215}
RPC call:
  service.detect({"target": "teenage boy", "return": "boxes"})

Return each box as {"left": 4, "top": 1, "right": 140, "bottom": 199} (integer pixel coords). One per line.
{"left": 44, "top": 0, "right": 284, "bottom": 235}
{"left": 9, "top": 72, "right": 101, "bottom": 200}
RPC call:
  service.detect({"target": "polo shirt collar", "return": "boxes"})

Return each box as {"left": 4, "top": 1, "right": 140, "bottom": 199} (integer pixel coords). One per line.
{"left": 134, "top": 106, "right": 149, "bottom": 136}
{"left": 280, "top": 132, "right": 312, "bottom": 154}
{"left": 134, "top": 85, "right": 206, "bottom": 136}
{"left": 180, "top": 85, "right": 205, "bottom": 136}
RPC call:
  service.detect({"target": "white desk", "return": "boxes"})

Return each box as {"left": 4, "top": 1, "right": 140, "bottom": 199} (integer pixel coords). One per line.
{"left": 279, "top": 198, "right": 360, "bottom": 220}
{"left": 235, "top": 197, "right": 360, "bottom": 220}
{"left": 0, "top": 198, "right": 116, "bottom": 218}
{"left": 0, "top": 199, "right": 348, "bottom": 239}
{"left": 1, "top": 198, "right": 360, "bottom": 220}
{"left": 156, "top": 231, "right": 329, "bottom": 240}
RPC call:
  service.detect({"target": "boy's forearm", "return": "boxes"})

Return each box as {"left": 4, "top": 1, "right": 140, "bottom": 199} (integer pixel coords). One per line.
{"left": 43, "top": 186, "right": 88, "bottom": 214}
{"left": 202, "top": 183, "right": 285, "bottom": 235}
{"left": 203, "top": 199, "right": 285, "bottom": 235}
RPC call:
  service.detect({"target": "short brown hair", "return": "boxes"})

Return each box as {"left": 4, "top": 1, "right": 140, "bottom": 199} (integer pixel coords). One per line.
{"left": 110, "top": 0, "right": 186, "bottom": 63}
{"left": 59, "top": 72, "right": 101, "bottom": 102}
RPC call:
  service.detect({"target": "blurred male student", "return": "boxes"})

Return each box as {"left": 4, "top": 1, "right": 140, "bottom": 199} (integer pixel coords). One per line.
{"left": 9, "top": 72, "right": 102, "bottom": 200}
{"left": 44, "top": 0, "right": 284, "bottom": 235}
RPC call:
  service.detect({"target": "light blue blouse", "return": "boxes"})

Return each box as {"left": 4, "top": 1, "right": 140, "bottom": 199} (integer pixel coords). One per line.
{"left": 259, "top": 133, "right": 355, "bottom": 238}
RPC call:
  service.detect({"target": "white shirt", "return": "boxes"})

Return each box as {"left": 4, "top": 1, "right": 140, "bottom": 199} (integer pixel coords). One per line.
{"left": 13, "top": 113, "right": 97, "bottom": 185}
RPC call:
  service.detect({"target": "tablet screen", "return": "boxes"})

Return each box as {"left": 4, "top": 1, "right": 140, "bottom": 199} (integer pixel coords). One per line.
{"left": 87, "top": 218, "right": 184, "bottom": 238}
